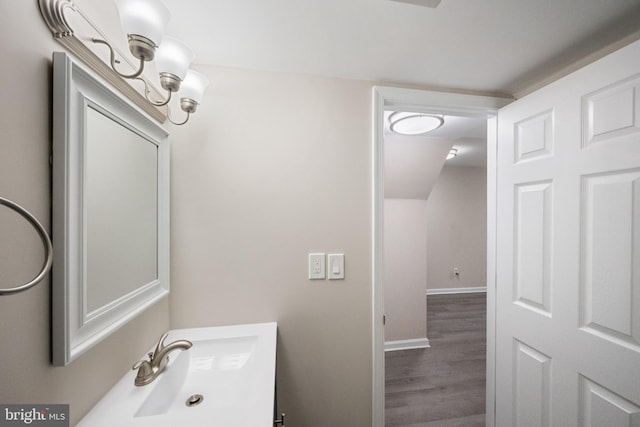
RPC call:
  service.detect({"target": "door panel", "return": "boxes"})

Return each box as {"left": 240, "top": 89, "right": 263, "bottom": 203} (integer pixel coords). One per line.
{"left": 496, "top": 39, "right": 640, "bottom": 426}
{"left": 514, "top": 180, "right": 553, "bottom": 315}
{"left": 581, "top": 170, "right": 640, "bottom": 346}
{"left": 580, "top": 377, "right": 640, "bottom": 426}
{"left": 513, "top": 340, "right": 552, "bottom": 427}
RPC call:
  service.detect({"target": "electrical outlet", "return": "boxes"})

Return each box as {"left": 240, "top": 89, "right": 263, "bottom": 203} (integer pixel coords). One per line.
{"left": 309, "top": 253, "right": 325, "bottom": 279}
{"left": 453, "top": 267, "right": 460, "bottom": 278}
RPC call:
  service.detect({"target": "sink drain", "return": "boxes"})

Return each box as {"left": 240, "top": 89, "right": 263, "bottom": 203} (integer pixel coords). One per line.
{"left": 185, "top": 394, "right": 204, "bottom": 407}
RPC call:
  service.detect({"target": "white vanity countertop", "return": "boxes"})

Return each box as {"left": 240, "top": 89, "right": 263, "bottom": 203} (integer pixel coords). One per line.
{"left": 77, "top": 322, "right": 277, "bottom": 427}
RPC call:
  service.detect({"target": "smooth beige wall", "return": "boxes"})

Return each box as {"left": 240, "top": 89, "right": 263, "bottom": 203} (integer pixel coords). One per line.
{"left": 169, "top": 65, "right": 373, "bottom": 426}
{"left": 426, "top": 165, "right": 487, "bottom": 290}
{"left": 383, "top": 199, "right": 428, "bottom": 342}
{"left": 0, "top": 3, "right": 170, "bottom": 425}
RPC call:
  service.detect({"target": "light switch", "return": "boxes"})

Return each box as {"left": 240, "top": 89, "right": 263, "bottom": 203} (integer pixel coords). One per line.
{"left": 328, "top": 253, "right": 344, "bottom": 280}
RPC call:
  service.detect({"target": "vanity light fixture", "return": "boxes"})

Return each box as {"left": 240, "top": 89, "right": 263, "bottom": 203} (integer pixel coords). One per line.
{"left": 447, "top": 148, "right": 458, "bottom": 160}
{"left": 93, "top": 0, "right": 208, "bottom": 125}
{"left": 38, "top": 0, "right": 208, "bottom": 126}
{"left": 389, "top": 112, "right": 445, "bottom": 135}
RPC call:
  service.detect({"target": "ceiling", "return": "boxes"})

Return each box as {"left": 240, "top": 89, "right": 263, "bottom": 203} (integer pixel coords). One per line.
{"left": 383, "top": 110, "right": 488, "bottom": 200}
{"left": 75, "top": 0, "right": 640, "bottom": 196}
{"left": 162, "top": 0, "right": 640, "bottom": 96}
{"left": 384, "top": 134, "right": 453, "bottom": 199}
{"left": 383, "top": 112, "right": 487, "bottom": 167}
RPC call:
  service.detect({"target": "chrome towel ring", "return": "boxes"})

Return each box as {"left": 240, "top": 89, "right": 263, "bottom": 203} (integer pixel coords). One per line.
{"left": 0, "top": 197, "right": 53, "bottom": 295}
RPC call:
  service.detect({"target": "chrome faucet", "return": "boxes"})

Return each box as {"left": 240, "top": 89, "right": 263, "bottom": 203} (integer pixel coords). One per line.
{"left": 132, "top": 332, "right": 192, "bottom": 386}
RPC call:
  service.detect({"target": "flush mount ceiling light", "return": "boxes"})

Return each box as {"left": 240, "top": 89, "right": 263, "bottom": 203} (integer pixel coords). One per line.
{"left": 389, "top": 0, "right": 442, "bottom": 8}
{"left": 38, "top": 0, "right": 209, "bottom": 126}
{"left": 447, "top": 148, "right": 458, "bottom": 160}
{"left": 389, "top": 112, "right": 445, "bottom": 135}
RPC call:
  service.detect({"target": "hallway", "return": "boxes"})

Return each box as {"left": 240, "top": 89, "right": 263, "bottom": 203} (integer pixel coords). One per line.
{"left": 385, "top": 293, "right": 487, "bottom": 426}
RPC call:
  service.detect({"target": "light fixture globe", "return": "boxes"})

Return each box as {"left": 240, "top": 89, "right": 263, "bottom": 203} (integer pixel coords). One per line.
{"left": 179, "top": 70, "right": 209, "bottom": 113}
{"left": 389, "top": 112, "right": 444, "bottom": 135}
{"left": 115, "top": 0, "right": 170, "bottom": 60}
{"left": 155, "top": 36, "right": 195, "bottom": 92}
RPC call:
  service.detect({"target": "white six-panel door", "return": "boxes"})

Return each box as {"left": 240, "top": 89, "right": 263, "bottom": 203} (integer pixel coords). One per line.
{"left": 495, "top": 39, "right": 640, "bottom": 426}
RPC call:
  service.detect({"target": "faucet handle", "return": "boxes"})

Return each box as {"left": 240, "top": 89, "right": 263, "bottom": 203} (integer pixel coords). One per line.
{"left": 132, "top": 359, "right": 152, "bottom": 377}
{"left": 132, "top": 358, "right": 154, "bottom": 386}
{"left": 132, "top": 359, "right": 147, "bottom": 370}
{"left": 132, "top": 351, "right": 153, "bottom": 371}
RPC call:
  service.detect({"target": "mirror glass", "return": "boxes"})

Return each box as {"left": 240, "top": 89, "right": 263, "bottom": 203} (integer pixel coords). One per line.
{"left": 86, "top": 107, "right": 158, "bottom": 312}
{"left": 52, "top": 52, "right": 170, "bottom": 366}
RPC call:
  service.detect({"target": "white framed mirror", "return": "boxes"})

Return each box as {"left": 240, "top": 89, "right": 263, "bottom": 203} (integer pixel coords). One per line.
{"left": 51, "top": 52, "right": 170, "bottom": 366}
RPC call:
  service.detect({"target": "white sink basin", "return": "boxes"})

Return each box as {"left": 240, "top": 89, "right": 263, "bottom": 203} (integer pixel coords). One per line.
{"left": 78, "top": 322, "right": 277, "bottom": 427}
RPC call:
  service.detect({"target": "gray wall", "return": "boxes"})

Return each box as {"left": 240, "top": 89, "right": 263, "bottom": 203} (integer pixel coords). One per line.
{"left": 0, "top": 2, "right": 170, "bottom": 425}
{"left": 0, "top": 5, "right": 373, "bottom": 426}
{"left": 0, "top": 4, "right": 485, "bottom": 427}
{"left": 383, "top": 199, "right": 428, "bottom": 342}
{"left": 169, "top": 64, "right": 373, "bottom": 426}
{"left": 426, "top": 165, "right": 487, "bottom": 290}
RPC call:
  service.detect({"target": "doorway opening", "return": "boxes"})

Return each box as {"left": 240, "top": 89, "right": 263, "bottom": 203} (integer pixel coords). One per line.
{"left": 371, "top": 86, "right": 511, "bottom": 426}
{"left": 383, "top": 110, "right": 489, "bottom": 425}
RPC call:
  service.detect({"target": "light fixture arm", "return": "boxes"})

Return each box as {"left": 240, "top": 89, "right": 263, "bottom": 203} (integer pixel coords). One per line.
{"left": 135, "top": 77, "right": 172, "bottom": 107}
{"left": 92, "top": 38, "right": 146, "bottom": 79}
{"left": 167, "top": 110, "right": 190, "bottom": 126}
{"left": 167, "top": 97, "right": 199, "bottom": 126}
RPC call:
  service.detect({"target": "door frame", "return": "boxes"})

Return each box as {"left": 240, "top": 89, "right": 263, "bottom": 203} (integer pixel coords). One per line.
{"left": 371, "top": 86, "right": 511, "bottom": 426}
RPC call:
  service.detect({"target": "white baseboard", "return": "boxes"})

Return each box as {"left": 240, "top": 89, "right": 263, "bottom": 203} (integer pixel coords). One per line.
{"left": 427, "top": 286, "right": 487, "bottom": 295}
{"left": 384, "top": 338, "right": 430, "bottom": 352}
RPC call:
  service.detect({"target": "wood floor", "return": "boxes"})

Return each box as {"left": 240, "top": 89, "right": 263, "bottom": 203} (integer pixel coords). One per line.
{"left": 385, "top": 293, "right": 487, "bottom": 427}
